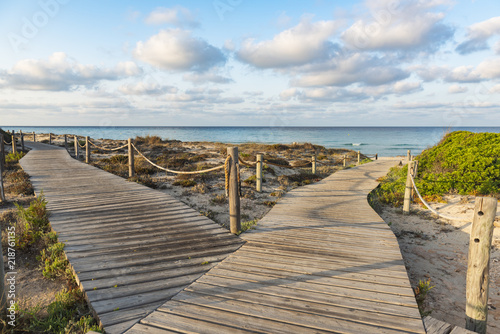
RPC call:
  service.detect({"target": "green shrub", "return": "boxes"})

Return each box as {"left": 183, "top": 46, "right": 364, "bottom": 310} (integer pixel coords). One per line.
{"left": 374, "top": 131, "right": 500, "bottom": 207}
{"left": 173, "top": 179, "right": 197, "bottom": 187}
{"left": 110, "top": 154, "right": 128, "bottom": 164}
{"left": 5, "top": 151, "right": 25, "bottom": 164}
{"left": 37, "top": 241, "right": 70, "bottom": 279}
{"left": 12, "top": 289, "right": 101, "bottom": 334}
{"left": 5, "top": 169, "right": 34, "bottom": 195}
{"left": 15, "top": 195, "right": 50, "bottom": 249}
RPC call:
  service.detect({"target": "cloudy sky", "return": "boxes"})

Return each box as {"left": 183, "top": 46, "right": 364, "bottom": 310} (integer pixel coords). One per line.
{"left": 1, "top": 0, "right": 499, "bottom": 127}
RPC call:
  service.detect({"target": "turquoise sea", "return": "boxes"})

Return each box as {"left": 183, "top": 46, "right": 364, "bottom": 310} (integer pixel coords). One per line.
{"left": 3, "top": 126, "right": 500, "bottom": 157}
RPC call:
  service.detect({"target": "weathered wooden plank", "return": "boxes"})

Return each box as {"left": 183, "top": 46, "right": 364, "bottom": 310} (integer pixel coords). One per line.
{"left": 124, "top": 324, "right": 181, "bottom": 334}
{"left": 162, "top": 300, "right": 332, "bottom": 334}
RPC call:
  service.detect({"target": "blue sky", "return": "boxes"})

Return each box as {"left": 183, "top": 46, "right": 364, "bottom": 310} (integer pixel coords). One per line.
{"left": 1, "top": 0, "right": 500, "bottom": 127}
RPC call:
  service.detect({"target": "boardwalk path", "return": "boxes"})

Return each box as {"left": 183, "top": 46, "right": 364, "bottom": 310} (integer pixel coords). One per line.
{"left": 126, "top": 158, "right": 425, "bottom": 333}
{"left": 21, "top": 143, "right": 425, "bottom": 333}
{"left": 19, "top": 143, "right": 244, "bottom": 334}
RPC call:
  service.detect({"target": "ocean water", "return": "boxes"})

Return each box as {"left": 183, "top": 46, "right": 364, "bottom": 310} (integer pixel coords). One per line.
{"left": 3, "top": 126, "right": 500, "bottom": 157}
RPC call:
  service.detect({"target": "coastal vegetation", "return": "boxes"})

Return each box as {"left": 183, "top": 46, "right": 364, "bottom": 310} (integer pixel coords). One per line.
{"left": 372, "top": 131, "right": 500, "bottom": 207}
{"left": 0, "top": 149, "right": 101, "bottom": 333}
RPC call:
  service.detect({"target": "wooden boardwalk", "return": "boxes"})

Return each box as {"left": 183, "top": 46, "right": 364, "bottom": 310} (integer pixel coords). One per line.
{"left": 20, "top": 142, "right": 425, "bottom": 333}
{"left": 19, "top": 143, "right": 244, "bottom": 334}
{"left": 126, "top": 159, "right": 426, "bottom": 333}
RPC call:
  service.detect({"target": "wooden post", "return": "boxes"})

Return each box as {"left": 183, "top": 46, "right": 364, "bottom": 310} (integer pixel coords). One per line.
{"left": 411, "top": 160, "right": 419, "bottom": 200}
{"left": 465, "top": 197, "right": 498, "bottom": 334}
{"left": 74, "top": 136, "right": 79, "bottom": 160}
{"left": 312, "top": 155, "right": 316, "bottom": 174}
{"left": 0, "top": 134, "right": 5, "bottom": 202}
{"left": 256, "top": 154, "right": 262, "bottom": 192}
{"left": 64, "top": 134, "right": 68, "bottom": 149}
{"left": 357, "top": 151, "right": 360, "bottom": 164}
{"left": 407, "top": 150, "right": 411, "bottom": 161}
{"left": 49, "top": 133, "right": 52, "bottom": 145}
{"left": 403, "top": 161, "right": 416, "bottom": 214}
{"left": 227, "top": 147, "right": 241, "bottom": 234}
{"left": 85, "top": 136, "right": 90, "bottom": 163}
{"left": 20, "top": 130, "right": 24, "bottom": 152}
{"left": 11, "top": 131, "right": 16, "bottom": 153}
{"left": 343, "top": 155, "right": 346, "bottom": 167}
{"left": 33, "top": 132, "right": 36, "bottom": 142}
{"left": 128, "top": 138, "right": 134, "bottom": 178}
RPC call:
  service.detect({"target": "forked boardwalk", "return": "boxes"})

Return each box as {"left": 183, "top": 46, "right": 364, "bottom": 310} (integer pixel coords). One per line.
{"left": 20, "top": 142, "right": 425, "bottom": 333}
{"left": 126, "top": 158, "right": 425, "bottom": 333}
{"left": 19, "top": 143, "right": 244, "bottom": 334}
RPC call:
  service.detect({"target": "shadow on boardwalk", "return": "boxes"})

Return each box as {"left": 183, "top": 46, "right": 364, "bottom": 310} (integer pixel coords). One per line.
{"left": 126, "top": 159, "right": 426, "bottom": 333}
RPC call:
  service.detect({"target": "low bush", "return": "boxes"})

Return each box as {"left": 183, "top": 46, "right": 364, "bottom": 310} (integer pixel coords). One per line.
{"left": 14, "top": 195, "right": 50, "bottom": 249}
{"left": 373, "top": 131, "right": 500, "bottom": 207}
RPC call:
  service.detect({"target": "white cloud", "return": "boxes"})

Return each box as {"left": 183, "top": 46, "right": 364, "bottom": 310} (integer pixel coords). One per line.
{"left": 118, "top": 82, "right": 177, "bottom": 95}
{"left": 0, "top": 52, "right": 142, "bottom": 91}
{"left": 183, "top": 70, "right": 233, "bottom": 84}
{"left": 456, "top": 16, "right": 500, "bottom": 54}
{"left": 393, "top": 81, "right": 422, "bottom": 94}
{"left": 411, "top": 65, "right": 449, "bottom": 82}
{"left": 476, "top": 58, "right": 500, "bottom": 79}
{"left": 133, "top": 29, "right": 226, "bottom": 72}
{"left": 448, "top": 84, "right": 468, "bottom": 93}
{"left": 445, "top": 65, "right": 481, "bottom": 82}
{"left": 293, "top": 53, "right": 408, "bottom": 87}
{"left": 237, "top": 19, "right": 339, "bottom": 68}
{"left": 279, "top": 88, "right": 300, "bottom": 101}
{"left": 342, "top": 1, "right": 453, "bottom": 51}
{"left": 145, "top": 6, "right": 198, "bottom": 28}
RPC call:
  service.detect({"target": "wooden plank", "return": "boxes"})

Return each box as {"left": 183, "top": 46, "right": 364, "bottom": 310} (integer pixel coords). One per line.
{"left": 170, "top": 291, "right": 420, "bottom": 334}
{"left": 125, "top": 324, "right": 181, "bottom": 334}
{"left": 178, "top": 282, "right": 422, "bottom": 331}
{"left": 162, "top": 300, "right": 332, "bottom": 334}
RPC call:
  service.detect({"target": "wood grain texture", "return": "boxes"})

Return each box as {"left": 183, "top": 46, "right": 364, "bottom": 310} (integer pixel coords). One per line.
{"left": 19, "top": 142, "right": 244, "bottom": 334}
{"left": 127, "top": 158, "right": 426, "bottom": 333}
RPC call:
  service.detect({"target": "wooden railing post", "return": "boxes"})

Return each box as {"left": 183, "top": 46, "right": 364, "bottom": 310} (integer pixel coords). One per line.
{"left": 357, "top": 151, "right": 360, "bottom": 164}
{"left": 466, "top": 197, "right": 498, "bottom": 334}
{"left": 33, "top": 132, "right": 36, "bottom": 142}
{"left": 20, "top": 130, "right": 24, "bottom": 152}
{"left": 74, "top": 135, "right": 79, "bottom": 160}
{"left": 64, "top": 134, "right": 68, "bottom": 149}
{"left": 403, "top": 161, "right": 416, "bottom": 214}
{"left": 128, "top": 138, "right": 134, "bottom": 177}
{"left": 256, "top": 154, "right": 262, "bottom": 192}
{"left": 49, "top": 133, "right": 52, "bottom": 145}
{"left": 343, "top": 155, "right": 346, "bottom": 167}
{"left": 312, "top": 155, "right": 316, "bottom": 174}
{"left": 407, "top": 150, "right": 411, "bottom": 162}
{"left": 85, "top": 136, "right": 90, "bottom": 163}
{"left": 11, "top": 131, "right": 16, "bottom": 153}
{"left": 0, "top": 134, "right": 5, "bottom": 202}
{"left": 227, "top": 147, "right": 241, "bottom": 234}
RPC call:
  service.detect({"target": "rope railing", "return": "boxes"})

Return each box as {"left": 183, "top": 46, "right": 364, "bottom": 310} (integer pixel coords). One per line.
{"left": 131, "top": 143, "right": 226, "bottom": 175}
{"left": 88, "top": 140, "right": 128, "bottom": 152}
{"left": 238, "top": 157, "right": 257, "bottom": 167}
{"left": 408, "top": 167, "right": 468, "bottom": 221}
